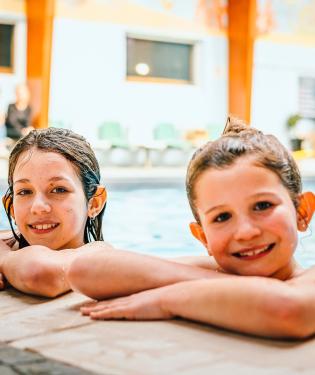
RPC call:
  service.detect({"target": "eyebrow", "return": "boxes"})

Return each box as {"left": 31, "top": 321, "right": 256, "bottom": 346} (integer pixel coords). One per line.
{"left": 204, "top": 192, "right": 278, "bottom": 215}
{"left": 13, "top": 177, "right": 71, "bottom": 185}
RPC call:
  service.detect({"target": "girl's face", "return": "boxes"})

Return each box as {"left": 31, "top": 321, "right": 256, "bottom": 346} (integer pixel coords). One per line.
{"left": 192, "top": 157, "right": 300, "bottom": 278}
{"left": 11, "top": 149, "right": 91, "bottom": 250}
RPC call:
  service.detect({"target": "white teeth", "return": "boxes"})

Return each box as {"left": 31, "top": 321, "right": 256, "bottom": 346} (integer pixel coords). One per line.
{"left": 32, "top": 223, "right": 57, "bottom": 230}
{"left": 238, "top": 246, "right": 269, "bottom": 257}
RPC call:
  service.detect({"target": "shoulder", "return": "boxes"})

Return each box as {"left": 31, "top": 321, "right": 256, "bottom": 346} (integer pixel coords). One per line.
{"left": 0, "top": 231, "right": 18, "bottom": 250}
{"left": 0, "top": 230, "right": 13, "bottom": 241}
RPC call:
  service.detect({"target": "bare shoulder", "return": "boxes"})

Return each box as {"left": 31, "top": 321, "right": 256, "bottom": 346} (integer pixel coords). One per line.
{"left": 168, "top": 255, "right": 218, "bottom": 271}
{"left": 0, "top": 231, "right": 18, "bottom": 250}
{"left": 0, "top": 231, "right": 13, "bottom": 241}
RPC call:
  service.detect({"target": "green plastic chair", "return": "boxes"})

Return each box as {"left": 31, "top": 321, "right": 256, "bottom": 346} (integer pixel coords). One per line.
{"left": 153, "top": 123, "right": 189, "bottom": 149}
{"left": 98, "top": 122, "right": 129, "bottom": 148}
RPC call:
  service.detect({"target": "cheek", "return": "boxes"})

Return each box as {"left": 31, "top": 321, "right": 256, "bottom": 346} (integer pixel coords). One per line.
{"left": 266, "top": 207, "right": 298, "bottom": 242}
{"left": 204, "top": 227, "right": 230, "bottom": 256}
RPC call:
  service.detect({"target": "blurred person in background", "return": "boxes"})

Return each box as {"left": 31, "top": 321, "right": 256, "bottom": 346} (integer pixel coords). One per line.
{"left": 5, "top": 83, "right": 33, "bottom": 143}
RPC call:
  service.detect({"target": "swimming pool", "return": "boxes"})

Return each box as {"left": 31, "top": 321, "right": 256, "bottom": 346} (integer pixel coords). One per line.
{"left": 1, "top": 181, "right": 315, "bottom": 267}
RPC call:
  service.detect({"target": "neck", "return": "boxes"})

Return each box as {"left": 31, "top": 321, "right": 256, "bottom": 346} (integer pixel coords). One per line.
{"left": 16, "top": 101, "right": 28, "bottom": 110}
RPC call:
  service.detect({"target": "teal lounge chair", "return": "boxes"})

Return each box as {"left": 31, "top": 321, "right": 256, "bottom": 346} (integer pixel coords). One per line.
{"left": 153, "top": 123, "right": 189, "bottom": 149}
{"left": 98, "top": 121, "right": 129, "bottom": 148}
{"left": 97, "top": 122, "right": 134, "bottom": 166}
{"left": 152, "top": 123, "right": 190, "bottom": 166}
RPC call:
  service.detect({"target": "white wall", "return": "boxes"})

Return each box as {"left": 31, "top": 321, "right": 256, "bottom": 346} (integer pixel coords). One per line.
{"left": 0, "top": 12, "right": 27, "bottom": 113}
{"left": 49, "top": 18, "right": 228, "bottom": 143}
{"left": 252, "top": 39, "right": 315, "bottom": 146}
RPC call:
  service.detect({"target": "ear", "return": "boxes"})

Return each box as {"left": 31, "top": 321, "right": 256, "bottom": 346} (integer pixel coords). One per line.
{"left": 297, "top": 192, "right": 315, "bottom": 232}
{"left": 87, "top": 186, "right": 107, "bottom": 219}
{"left": 2, "top": 194, "right": 15, "bottom": 219}
{"left": 189, "top": 222, "right": 210, "bottom": 253}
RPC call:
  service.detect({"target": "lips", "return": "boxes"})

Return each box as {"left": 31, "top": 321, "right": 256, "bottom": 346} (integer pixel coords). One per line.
{"left": 232, "top": 243, "right": 275, "bottom": 260}
{"left": 28, "top": 222, "right": 59, "bottom": 233}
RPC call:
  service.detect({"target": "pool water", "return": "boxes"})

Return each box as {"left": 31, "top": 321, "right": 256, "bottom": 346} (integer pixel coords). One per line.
{"left": 1, "top": 182, "right": 315, "bottom": 268}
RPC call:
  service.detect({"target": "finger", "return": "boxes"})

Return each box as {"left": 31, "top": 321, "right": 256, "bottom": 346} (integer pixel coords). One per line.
{"left": 80, "top": 301, "right": 99, "bottom": 309}
{"left": 80, "top": 296, "right": 131, "bottom": 314}
{"left": 81, "top": 301, "right": 122, "bottom": 315}
{"left": 90, "top": 307, "right": 133, "bottom": 320}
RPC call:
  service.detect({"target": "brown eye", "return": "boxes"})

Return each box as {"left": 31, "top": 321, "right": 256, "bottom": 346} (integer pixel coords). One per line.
{"left": 16, "top": 189, "right": 32, "bottom": 196}
{"left": 254, "top": 201, "right": 273, "bottom": 211}
{"left": 51, "top": 187, "right": 68, "bottom": 194}
{"left": 214, "top": 212, "right": 231, "bottom": 223}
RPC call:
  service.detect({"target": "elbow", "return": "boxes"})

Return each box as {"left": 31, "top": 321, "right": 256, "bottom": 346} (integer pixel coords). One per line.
{"left": 265, "top": 292, "right": 312, "bottom": 340}
{"left": 21, "top": 262, "right": 63, "bottom": 298}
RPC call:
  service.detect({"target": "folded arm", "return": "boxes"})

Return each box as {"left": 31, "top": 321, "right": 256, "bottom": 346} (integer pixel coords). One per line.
{"left": 0, "top": 239, "right": 233, "bottom": 298}
{"left": 67, "top": 249, "right": 235, "bottom": 300}
{"left": 82, "top": 274, "right": 315, "bottom": 339}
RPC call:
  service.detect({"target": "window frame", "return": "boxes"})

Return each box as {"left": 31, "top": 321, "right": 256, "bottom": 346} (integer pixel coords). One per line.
{"left": 0, "top": 22, "right": 15, "bottom": 74}
{"left": 299, "top": 76, "right": 315, "bottom": 119}
{"left": 126, "top": 34, "right": 195, "bottom": 85}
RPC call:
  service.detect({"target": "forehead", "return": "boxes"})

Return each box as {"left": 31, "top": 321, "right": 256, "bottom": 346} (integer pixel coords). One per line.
{"left": 194, "top": 158, "right": 287, "bottom": 205}
{"left": 13, "top": 149, "right": 80, "bottom": 181}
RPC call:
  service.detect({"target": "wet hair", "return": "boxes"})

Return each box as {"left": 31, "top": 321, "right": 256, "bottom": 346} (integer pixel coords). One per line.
{"left": 3, "top": 127, "right": 105, "bottom": 248}
{"left": 186, "top": 117, "right": 302, "bottom": 223}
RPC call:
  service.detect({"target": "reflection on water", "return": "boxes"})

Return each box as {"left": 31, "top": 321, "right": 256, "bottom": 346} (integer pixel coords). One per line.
{"left": 0, "top": 183, "right": 315, "bottom": 267}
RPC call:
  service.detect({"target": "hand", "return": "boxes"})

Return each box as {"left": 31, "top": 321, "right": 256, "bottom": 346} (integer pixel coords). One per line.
{"left": 80, "top": 288, "right": 175, "bottom": 321}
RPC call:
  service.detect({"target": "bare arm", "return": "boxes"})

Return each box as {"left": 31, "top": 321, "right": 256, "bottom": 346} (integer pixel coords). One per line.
{"left": 168, "top": 255, "right": 217, "bottom": 270}
{"left": 0, "top": 239, "right": 233, "bottom": 299}
{"left": 67, "top": 248, "right": 235, "bottom": 300}
{"left": 82, "top": 273, "right": 315, "bottom": 339}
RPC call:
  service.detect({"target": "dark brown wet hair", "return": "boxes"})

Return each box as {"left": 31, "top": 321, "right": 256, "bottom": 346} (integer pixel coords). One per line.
{"left": 186, "top": 117, "right": 301, "bottom": 223}
{"left": 3, "top": 127, "right": 105, "bottom": 248}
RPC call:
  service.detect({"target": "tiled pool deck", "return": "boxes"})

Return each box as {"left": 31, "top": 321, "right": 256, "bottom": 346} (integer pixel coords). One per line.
{"left": 1, "top": 158, "right": 315, "bottom": 374}
{"left": 2, "top": 288, "right": 315, "bottom": 375}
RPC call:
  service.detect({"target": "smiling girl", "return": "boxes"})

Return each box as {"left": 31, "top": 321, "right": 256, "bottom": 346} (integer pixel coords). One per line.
{"left": 75, "top": 118, "right": 315, "bottom": 339}
{"left": 0, "top": 128, "right": 228, "bottom": 297}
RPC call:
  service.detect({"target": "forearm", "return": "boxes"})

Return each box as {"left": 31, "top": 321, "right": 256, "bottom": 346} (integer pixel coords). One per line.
{"left": 67, "top": 249, "right": 234, "bottom": 300}
{"left": 168, "top": 255, "right": 216, "bottom": 270}
{"left": 160, "top": 278, "right": 309, "bottom": 339}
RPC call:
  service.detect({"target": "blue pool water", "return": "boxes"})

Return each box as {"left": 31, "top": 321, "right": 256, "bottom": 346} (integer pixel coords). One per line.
{"left": 1, "top": 181, "right": 315, "bottom": 267}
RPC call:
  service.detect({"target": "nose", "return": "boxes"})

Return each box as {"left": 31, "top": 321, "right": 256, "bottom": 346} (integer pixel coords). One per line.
{"left": 30, "top": 193, "right": 51, "bottom": 215}
{"left": 233, "top": 216, "right": 262, "bottom": 241}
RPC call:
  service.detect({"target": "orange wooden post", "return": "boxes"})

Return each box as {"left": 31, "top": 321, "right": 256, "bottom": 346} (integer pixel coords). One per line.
{"left": 26, "top": 0, "right": 55, "bottom": 128}
{"left": 228, "top": 0, "right": 257, "bottom": 123}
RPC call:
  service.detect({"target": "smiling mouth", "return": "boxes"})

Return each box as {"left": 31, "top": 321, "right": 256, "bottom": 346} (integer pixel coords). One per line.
{"left": 29, "top": 223, "right": 59, "bottom": 231}
{"left": 232, "top": 243, "right": 275, "bottom": 259}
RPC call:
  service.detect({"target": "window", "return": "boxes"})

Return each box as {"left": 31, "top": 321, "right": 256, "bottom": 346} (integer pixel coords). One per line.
{"left": 299, "top": 77, "right": 315, "bottom": 119}
{"left": 0, "top": 23, "right": 14, "bottom": 73}
{"left": 127, "top": 37, "right": 194, "bottom": 83}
